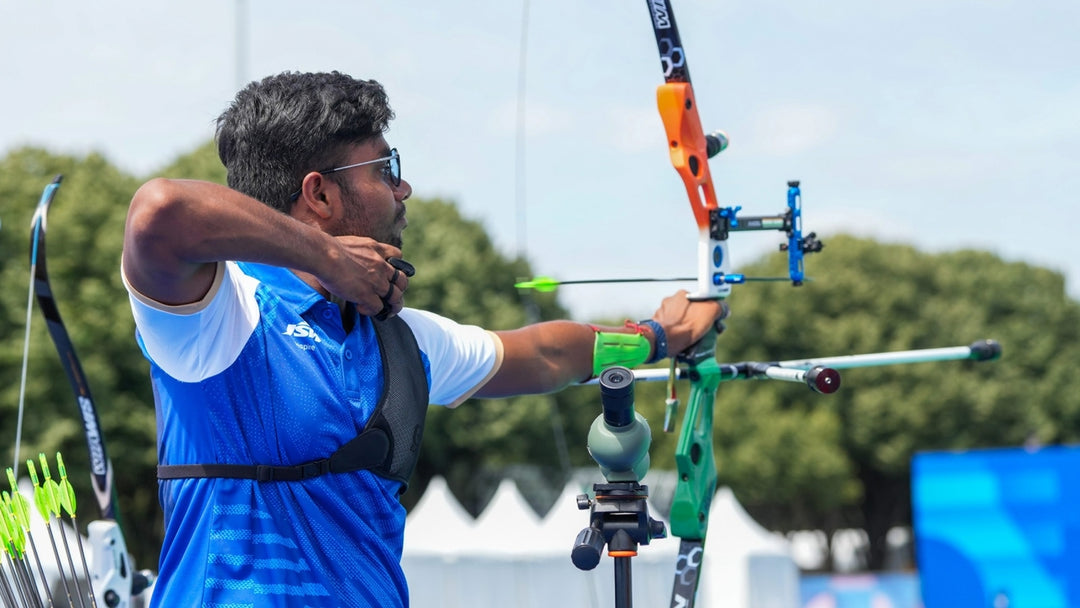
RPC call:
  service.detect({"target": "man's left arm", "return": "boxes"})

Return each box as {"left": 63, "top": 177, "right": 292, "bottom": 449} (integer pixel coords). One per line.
{"left": 476, "top": 290, "right": 728, "bottom": 397}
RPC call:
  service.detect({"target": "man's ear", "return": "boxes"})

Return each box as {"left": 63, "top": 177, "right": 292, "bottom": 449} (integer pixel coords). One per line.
{"left": 294, "top": 172, "right": 336, "bottom": 221}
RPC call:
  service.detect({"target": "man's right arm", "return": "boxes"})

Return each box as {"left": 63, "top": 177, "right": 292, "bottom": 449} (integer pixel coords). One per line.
{"left": 122, "top": 178, "right": 403, "bottom": 315}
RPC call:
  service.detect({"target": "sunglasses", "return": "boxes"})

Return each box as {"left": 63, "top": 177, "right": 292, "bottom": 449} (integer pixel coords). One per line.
{"left": 290, "top": 148, "right": 401, "bottom": 201}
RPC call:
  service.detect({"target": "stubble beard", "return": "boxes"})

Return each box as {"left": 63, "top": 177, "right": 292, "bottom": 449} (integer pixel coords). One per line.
{"left": 339, "top": 185, "right": 404, "bottom": 249}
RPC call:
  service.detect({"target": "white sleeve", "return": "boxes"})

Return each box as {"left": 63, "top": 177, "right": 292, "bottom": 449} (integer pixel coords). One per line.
{"left": 122, "top": 261, "right": 260, "bottom": 383}
{"left": 397, "top": 308, "right": 502, "bottom": 408}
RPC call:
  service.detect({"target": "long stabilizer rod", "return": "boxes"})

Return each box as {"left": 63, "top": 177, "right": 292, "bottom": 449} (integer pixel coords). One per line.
{"left": 602, "top": 340, "right": 1000, "bottom": 386}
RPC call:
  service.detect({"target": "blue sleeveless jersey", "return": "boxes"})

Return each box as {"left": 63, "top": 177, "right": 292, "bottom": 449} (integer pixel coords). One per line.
{"left": 142, "top": 263, "right": 431, "bottom": 607}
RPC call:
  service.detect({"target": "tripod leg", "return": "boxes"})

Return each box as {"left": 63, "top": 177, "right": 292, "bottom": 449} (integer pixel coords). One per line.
{"left": 614, "top": 556, "right": 633, "bottom": 608}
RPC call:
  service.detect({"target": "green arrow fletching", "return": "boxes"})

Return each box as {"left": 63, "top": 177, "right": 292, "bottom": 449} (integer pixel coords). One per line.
{"left": 10, "top": 492, "right": 30, "bottom": 531}
{"left": 56, "top": 452, "right": 77, "bottom": 516}
{"left": 33, "top": 483, "right": 50, "bottom": 524}
{"left": 38, "top": 453, "right": 61, "bottom": 516}
{"left": 5, "top": 468, "right": 33, "bottom": 531}
{"left": 0, "top": 512, "right": 13, "bottom": 557}
{"left": 46, "top": 480, "right": 61, "bottom": 516}
{"left": 0, "top": 494, "right": 13, "bottom": 541}
{"left": 59, "top": 479, "right": 76, "bottom": 517}
{"left": 1, "top": 493, "right": 24, "bottom": 555}
{"left": 514, "top": 276, "right": 561, "bottom": 292}
{"left": 27, "top": 460, "right": 52, "bottom": 524}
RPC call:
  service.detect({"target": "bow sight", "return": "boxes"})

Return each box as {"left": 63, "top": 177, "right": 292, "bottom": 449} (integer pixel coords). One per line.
{"left": 705, "top": 179, "right": 824, "bottom": 289}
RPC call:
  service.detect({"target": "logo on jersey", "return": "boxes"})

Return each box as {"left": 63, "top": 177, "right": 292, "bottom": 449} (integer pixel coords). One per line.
{"left": 283, "top": 322, "right": 322, "bottom": 343}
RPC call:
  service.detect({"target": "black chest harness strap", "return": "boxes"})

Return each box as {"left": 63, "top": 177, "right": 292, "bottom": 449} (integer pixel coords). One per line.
{"left": 157, "top": 315, "right": 430, "bottom": 491}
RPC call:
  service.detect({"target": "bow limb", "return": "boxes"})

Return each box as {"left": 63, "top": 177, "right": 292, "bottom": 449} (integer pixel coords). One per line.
{"left": 28, "top": 176, "right": 115, "bottom": 520}
{"left": 645, "top": 2, "right": 726, "bottom": 606}
{"left": 24, "top": 175, "right": 150, "bottom": 606}
{"left": 12, "top": 178, "right": 62, "bottom": 479}
{"left": 648, "top": 1, "right": 730, "bottom": 302}
{"left": 657, "top": 83, "right": 730, "bottom": 302}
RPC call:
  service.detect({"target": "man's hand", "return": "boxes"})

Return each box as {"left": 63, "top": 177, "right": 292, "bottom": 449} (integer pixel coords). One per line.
{"left": 650, "top": 290, "right": 731, "bottom": 355}
{"left": 318, "top": 237, "right": 411, "bottom": 318}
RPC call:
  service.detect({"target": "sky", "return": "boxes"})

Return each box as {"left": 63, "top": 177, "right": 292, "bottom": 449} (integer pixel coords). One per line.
{"left": 2, "top": 0, "right": 1077, "bottom": 322}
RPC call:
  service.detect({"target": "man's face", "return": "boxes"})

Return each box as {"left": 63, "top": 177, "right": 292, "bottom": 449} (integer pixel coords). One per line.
{"left": 330, "top": 137, "right": 411, "bottom": 248}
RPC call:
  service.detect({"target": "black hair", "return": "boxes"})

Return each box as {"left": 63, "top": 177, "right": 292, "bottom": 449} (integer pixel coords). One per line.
{"left": 215, "top": 71, "right": 395, "bottom": 212}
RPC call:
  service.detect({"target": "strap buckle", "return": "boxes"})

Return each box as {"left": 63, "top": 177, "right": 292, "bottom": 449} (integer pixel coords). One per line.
{"left": 300, "top": 459, "right": 332, "bottom": 479}
{"left": 254, "top": 459, "right": 331, "bottom": 482}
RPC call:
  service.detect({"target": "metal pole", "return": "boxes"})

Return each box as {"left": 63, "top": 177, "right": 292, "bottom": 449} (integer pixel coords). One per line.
{"left": 613, "top": 556, "right": 633, "bottom": 608}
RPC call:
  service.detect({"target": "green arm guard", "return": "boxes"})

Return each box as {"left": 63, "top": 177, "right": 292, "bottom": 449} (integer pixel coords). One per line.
{"left": 591, "top": 326, "right": 651, "bottom": 377}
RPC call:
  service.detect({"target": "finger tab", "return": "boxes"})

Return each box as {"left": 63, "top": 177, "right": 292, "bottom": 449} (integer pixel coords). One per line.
{"left": 387, "top": 257, "right": 416, "bottom": 277}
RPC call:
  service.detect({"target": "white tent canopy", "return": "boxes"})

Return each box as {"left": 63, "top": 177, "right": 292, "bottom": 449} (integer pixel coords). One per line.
{"left": 403, "top": 480, "right": 799, "bottom": 608}
{"left": 697, "top": 487, "right": 801, "bottom": 608}
{"left": 535, "top": 479, "right": 592, "bottom": 556}
{"left": 469, "top": 478, "right": 544, "bottom": 556}
{"left": 402, "top": 475, "right": 476, "bottom": 556}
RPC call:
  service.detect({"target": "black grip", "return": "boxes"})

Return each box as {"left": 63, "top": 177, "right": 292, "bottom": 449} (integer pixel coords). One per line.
{"left": 572, "top": 528, "right": 604, "bottom": 571}
{"left": 599, "top": 366, "right": 636, "bottom": 428}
